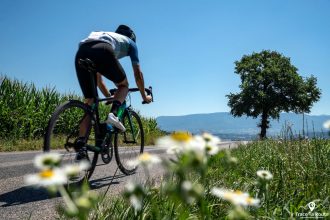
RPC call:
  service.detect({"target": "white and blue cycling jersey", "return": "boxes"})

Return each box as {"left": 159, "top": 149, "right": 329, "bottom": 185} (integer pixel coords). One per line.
{"left": 80, "top": 31, "right": 140, "bottom": 65}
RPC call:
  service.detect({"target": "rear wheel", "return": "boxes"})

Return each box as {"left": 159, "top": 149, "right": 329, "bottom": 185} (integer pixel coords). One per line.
{"left": 43, "top": 100, "right": 99, "bottom": 184}
{"left": 114, "top": 109, "right": 144, "bottom": 175}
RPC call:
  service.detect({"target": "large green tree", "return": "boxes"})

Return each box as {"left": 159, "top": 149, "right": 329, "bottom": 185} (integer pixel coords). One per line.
{"left": 226, "top": 50, "right": 321, "bottom": 139}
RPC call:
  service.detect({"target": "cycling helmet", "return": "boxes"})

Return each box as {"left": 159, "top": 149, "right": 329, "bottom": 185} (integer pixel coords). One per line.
{"left": 115, "top": 25, "right": 136, "bottom": 42}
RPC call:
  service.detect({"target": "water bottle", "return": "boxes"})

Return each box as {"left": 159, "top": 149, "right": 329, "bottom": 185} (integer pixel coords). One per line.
{"left": 116, "top": 101, "right": 126, "bottom": 119}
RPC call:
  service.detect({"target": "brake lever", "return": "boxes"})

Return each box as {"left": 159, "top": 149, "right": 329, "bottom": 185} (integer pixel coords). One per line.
{"left": 142, "top": 86, "right": 153, "bottom": 104}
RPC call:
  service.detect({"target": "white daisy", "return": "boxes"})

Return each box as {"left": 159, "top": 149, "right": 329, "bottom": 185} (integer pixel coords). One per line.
{"left": 34, "top": 152, "right": 62, "bottom": 170}
{"left": 201, "top": 133, "right": 221, "bottom": 155}
{"left": 156, "top": 132, "right": 194, "bottom": 154}
{"left": 130, "top": 195, "right": 142, "bottom": 211}
{"left": 323, "top": 120, "right": 330, "bottom": 130}
{"left": 202, "top": 132, "right": 221, "bottom": 144}
{"left": 211, "top": 187, "right": 260, "bottom": 207}
{"left": 124, "top": 182, "right": 145, "bottom": 212}
{"left": 181, "top": 181, "right": 195, "bottom": 204}
{"left": 125, "top": 181, "right": 137, "bottom": 193}
{"left": 181, "top": 180, "right": 193, "bottom": 191}
{"left": 25, "top": 168, "right": 67, "bottom": 187}
{"left": 180, "top": 180, "right": 204, "bottom": 204}
{"left": 256, "top": 170, "right": 273, "bottom": 181}
{"left": 63, "top": 160, "right": 91, "bottom": 178}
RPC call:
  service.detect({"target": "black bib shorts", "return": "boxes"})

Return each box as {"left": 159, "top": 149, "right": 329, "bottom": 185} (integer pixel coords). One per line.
{"left": 75, "top": 41, "right": 126, "bottom": 98}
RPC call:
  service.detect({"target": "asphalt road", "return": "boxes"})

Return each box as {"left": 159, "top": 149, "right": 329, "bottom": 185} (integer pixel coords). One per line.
{"left": 0, "top": 142, "right": 244, "bottom": 220}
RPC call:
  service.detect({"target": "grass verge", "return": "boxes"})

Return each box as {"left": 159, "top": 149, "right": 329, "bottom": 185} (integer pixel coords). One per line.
{"left": 0, "top": 138, "right": 44, "bottom": 152}
{"left": 94, "top": 138, "right": 330, "bottom": 219}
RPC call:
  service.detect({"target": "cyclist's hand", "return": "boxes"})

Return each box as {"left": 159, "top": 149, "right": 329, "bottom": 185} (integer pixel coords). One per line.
{"left": 142, "top": 95, "right": 152, "bottom": 104}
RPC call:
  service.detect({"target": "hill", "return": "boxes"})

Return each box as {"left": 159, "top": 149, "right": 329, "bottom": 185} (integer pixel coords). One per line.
{"left": 156, "top": 112, "right": 330, "bottom": 139}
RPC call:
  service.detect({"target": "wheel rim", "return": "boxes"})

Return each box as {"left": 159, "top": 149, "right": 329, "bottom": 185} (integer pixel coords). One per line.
{"left": 115, "top": 111, "right": 144, "bottom": 174}
{"left": 45, "top": 102, "right": 98, "bottom": 184}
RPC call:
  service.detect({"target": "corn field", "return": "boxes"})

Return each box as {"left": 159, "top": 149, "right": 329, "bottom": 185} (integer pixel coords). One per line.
{"left": 0, "top": 75, "right": 164, "bottom": 143}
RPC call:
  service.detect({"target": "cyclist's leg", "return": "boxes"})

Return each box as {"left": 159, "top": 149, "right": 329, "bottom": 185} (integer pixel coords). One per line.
{"left": 75, "top": 43, "right": 99, "bottom": 100}
{"left": 111, "top": 78, "right": 129, "bottom": 115}
{"left": 91, "top": 43, "right": 129, "bottom": 116}
{"left": 74, "top": 43, "right": 98, "bottom": 144}
{"left": 79, "top": 42, "right": 127, "bottom": 130}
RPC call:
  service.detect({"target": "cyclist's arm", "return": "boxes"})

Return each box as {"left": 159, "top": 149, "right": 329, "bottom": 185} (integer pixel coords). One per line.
{"left": 133, "top": 64, "right": 151, "bottom": 102}
{"left": 129, "top": 42, "right": 151, "bottom": 103}
{"left": 96, "top": 73, "right": 111, "bottom": 97}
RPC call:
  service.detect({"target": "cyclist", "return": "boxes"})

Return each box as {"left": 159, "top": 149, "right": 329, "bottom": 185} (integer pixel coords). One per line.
{"left": 75, "top": 25, "right": 152, "bottom": 132}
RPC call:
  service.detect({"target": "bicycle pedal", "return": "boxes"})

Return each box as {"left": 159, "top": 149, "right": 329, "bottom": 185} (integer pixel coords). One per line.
{"left": 75, "top": 148, "right": 88, "bottom": 162}
{"left": 101, "top": 151, "right": 112, "bottom": 164}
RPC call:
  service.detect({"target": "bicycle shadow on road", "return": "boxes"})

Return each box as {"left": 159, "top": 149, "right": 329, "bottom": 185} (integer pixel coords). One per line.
{"left": 0, "top": 186, "right": 53, "bottom": 207}
{"left": 0, "top": 173, "right": 127, "bottom": 207}
{"left": 89, "top": 173, "right": 126, "bottom": 190}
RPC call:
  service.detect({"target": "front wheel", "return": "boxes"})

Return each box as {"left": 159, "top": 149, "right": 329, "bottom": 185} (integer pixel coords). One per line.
{"left": 43, "top": 100, "right": 99, "bottom": 184}
{"left": 114, "top": 109, "right": 144, "bottom": 175}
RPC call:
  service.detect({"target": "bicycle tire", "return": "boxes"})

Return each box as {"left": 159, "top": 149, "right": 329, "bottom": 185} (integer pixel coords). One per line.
{"left": 114, "top": 109, "right": 144, "bottom": 175}
{"left": 43, "top": 100, "right": 99, "bottom": 183}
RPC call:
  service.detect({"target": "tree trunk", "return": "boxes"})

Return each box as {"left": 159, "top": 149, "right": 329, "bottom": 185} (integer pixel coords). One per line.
{"left": 259, "top": 111, "right": 269, "bottom": 139}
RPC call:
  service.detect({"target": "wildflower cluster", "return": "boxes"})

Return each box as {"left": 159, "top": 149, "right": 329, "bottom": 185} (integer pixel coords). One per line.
{"left": 25, "top": 152, "right": 97, "bottom": 220}
{"left": 211, "top": 188, "right": 260, "bottom": 207}
{"left": 25, "top": 152, "right": 68, "bottom": 187}
{"left": 123, "top": 132, "right": 272, "bottom": 219}
{"left": 157, "top": 132, "right": 221, "bottom": 157}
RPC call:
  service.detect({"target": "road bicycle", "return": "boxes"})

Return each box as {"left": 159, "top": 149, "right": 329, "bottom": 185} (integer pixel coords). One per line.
{"left": 43, "top": 58, "right": 153, "bottom": 184}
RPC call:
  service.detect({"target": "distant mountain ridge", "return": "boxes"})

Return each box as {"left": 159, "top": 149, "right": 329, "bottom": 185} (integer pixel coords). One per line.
{"left": 156, "top": 112, "right": 330, "bottom": 137}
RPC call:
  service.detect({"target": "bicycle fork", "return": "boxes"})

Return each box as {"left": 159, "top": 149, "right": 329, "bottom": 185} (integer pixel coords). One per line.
{"left": 123, "top": 110, "right": 138, "bottom": 144}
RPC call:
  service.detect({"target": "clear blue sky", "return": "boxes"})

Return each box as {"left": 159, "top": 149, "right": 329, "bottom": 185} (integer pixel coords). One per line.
{"left": 1, "top": 0, "right": 329, "bottom": 117}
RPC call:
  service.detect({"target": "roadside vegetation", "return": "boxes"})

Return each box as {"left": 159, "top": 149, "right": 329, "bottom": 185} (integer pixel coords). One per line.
{"left": 26, "top": 132, "right": 330, "bottom": 219}
{"left": 0, "top": 75, "right": 165, "bottom": 151}
{"left": 91, "top": 137, "right": 329, "bottom": 219}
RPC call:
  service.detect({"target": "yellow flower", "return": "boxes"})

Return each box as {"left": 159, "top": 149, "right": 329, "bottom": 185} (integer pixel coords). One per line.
{"left": 171, "top": 132, "right": 192, "bottom": 142}
{"left": 156, "top": 132, "right": 192, "bottom": 154}
{"left": 157, "top": 132, "right": 206, "bottom": 155}
{"left": 127, "top": 152, "right": 161, "bottom": 168}
{"left": 211, "top": 187, "right": 260, "bottom": 207}
{"left": 25, "top": 168, "right": 67, "bottom": 187}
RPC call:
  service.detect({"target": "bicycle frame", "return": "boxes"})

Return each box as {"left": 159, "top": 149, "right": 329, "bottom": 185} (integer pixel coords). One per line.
{"left": 83, "top": 94, "right": 140, "bottom": 153}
